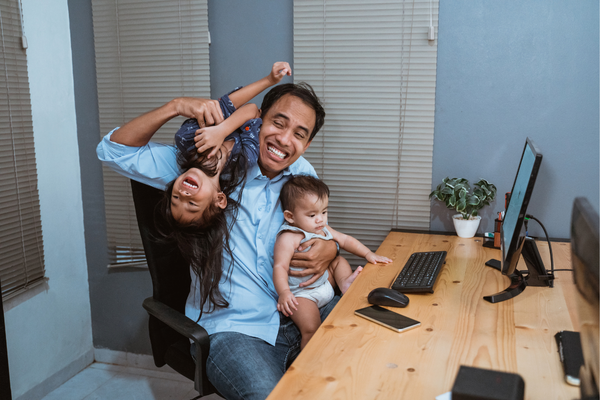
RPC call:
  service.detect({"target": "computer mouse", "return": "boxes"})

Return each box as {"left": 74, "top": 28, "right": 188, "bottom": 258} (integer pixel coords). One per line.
{"left": 367, "top": 287, "right": 409, "bottom": 308}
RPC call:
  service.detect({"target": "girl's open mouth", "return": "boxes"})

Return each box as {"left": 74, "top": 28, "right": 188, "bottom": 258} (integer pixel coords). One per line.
{"left": 183, "top": 177, "right": 199, "bottom": 189}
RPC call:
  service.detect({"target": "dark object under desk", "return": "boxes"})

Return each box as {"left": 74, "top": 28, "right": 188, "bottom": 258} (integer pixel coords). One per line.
{"left": 0, "top": 279, "right": 12, "bottom": 400}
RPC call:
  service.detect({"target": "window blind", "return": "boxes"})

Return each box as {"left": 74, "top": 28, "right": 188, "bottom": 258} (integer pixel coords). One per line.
{"left": 0, "top": 0, "right": 46, "bottom": 299}
{"left": 92, "top": 0, "right": 210, "bottom": 266}
{"left": 294, "top": 0, "right": 439, "bottom": 265}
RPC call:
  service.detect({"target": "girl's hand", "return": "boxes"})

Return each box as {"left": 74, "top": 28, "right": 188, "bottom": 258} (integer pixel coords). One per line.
{"left": 366, "top": 252, "right": 393, "bottom": 265}
{"left": 277, "top": 290, "right": 298, "bottom": 317}
{"left": 268, "top": 61, "right": 292, "bottom": 85}
{"left": 194, "top": 124, "right": 228, "bottom": 158}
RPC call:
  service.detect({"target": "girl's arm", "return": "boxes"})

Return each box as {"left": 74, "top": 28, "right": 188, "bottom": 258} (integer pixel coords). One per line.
{"left": 328, "top": 227, "right": 392, "bottom": 265}
{"left": 194, "top": 103, "right": 260, "bottom": 158}
{"left": 227, "top": 62, "right": 291, "bottom": 108}
{"left": 273, "top": 232, "right": 303, "bottom": 316}
{"left": 111, "top": 97, "right": 223, "bottom": 147}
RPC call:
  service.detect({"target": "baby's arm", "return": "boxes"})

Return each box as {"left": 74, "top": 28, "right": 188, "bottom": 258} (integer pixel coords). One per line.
{"left": 227, "top": 61, "right": 292, "bottom": 108}
{"left": 328, "top": 227, "right": 392, "bottom": 265}
{"left": 273, "top": 232, "right": 304, "bottom": 316}
{"left": 194, "top": 103, "right": 260, "bottom": 158}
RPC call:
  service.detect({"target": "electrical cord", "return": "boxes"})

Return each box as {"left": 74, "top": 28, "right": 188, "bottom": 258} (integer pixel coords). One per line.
{"left": 525, "top": 214, "right": 555, "bottom": 277}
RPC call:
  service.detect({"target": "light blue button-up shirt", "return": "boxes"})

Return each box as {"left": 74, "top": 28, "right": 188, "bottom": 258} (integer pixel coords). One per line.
{"left": 97, "top": 129, "right": 317, "bottom": 345}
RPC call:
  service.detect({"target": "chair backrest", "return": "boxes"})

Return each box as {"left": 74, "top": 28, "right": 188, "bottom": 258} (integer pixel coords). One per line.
{"left": 570, "top": 197, "right": 599, "bottom": 399}
{"left": 130, "top": 179, "right": 191, "bottom": 364}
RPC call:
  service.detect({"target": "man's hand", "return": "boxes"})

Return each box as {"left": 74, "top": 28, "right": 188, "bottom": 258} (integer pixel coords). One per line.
{"left": 173, "top": 97, "right": 224, "bottom": 128}
{"left": 277, "top": 290, "right": 298, "bottom": 317}
{"left": 289, "top": 239, "right": 337, "bottom": 287}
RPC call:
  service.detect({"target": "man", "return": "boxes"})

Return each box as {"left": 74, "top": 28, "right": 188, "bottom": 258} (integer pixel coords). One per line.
{"left": 98, "top": 81, "right": 339, "bottom": 399}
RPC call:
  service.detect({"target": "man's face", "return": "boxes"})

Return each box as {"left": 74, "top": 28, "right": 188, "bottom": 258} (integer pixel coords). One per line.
{"left": 258, "top": 94, "right": 315, "bottom": 178}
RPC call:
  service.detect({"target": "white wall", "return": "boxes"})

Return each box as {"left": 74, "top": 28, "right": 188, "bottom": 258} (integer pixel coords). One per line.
{"left": 4, "top": 1, "right": 93, "bottom": 399}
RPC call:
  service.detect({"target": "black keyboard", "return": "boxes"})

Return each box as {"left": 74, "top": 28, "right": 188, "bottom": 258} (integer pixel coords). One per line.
{"left": 391, "top": 251, "right": 447, "bottom": 293}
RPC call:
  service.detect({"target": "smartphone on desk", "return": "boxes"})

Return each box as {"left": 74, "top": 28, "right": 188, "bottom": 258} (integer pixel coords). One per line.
{"left": 355, "top": 305, "right": 420, "bottom": 333}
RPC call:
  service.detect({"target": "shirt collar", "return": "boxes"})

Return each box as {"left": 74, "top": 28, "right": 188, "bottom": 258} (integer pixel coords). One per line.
{"left": 248, "top": 162, "right": 293, "bottom": 183}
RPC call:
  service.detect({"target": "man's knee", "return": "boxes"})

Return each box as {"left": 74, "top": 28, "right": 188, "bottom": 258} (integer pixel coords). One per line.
{"left": 207, "top": 332, "right": 284, "bottom": 400}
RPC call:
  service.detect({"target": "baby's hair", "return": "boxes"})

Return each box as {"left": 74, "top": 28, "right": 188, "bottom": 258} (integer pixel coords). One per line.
{"left": 280, "top": 175, "right": 330, "bottom": 212}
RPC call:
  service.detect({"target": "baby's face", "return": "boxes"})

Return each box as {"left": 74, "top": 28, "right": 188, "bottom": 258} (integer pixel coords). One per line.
{"left": 170, "top": 167, "right": 225, "bottom": 224}
{"left": 288, "top": 193, "right": 329, "bottom": 234}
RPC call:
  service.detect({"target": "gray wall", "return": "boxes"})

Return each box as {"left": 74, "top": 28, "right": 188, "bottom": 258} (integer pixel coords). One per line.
{"left": 71, "top": 1, "right": 599, "bottom": 355}
{"left": 69, "top": 0, "right": 154, "bottom": 355}
{"left": 208, "top": 0, "right": 294, "bottom": 105}
{"left": 431, "top": 0, "right": 599, "bottom": 239}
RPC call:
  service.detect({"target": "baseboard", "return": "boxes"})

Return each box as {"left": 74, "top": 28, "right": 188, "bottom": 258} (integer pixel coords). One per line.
{"left": 14, "top": 348, "right": 94, "bottom": 400}
{"left": 93, "top": 348, "right": 179, "bottom": 375}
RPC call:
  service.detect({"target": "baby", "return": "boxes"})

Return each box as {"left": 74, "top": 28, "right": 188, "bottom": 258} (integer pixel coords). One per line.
{"left": 273, "top": 175, "right": 392, "bottom": 348}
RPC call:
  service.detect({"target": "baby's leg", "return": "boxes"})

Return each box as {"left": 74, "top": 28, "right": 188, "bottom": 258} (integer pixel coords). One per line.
{"left": 329, "top": 255, "right": 363, "bottom": 295}
{"left": 290, "top": 297, "right": 322, "bottom": 349}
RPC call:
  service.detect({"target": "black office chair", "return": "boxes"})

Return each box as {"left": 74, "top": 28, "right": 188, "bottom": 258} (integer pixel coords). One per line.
{"left": 130, "top": 179, "right": 217, "bottom": 398}
{"left": 570, "top": 197, "right": 599, "bottom": 400}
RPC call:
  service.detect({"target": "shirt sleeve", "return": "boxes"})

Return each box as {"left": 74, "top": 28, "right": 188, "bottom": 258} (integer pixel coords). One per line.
{"left": 218, "top": 86, "right": 242, "bottom": 119}
{"left": 96, "top": 128, "right": 181, "bottom": 190}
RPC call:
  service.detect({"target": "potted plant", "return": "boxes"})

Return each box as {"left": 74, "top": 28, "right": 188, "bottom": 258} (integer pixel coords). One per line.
{"left": 429, "top": 177, "right": 497, "bottom": 238}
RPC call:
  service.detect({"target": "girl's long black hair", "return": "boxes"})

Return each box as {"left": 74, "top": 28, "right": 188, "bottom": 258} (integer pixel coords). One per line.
{"left": 156, "top": 143, "right": 249, "bottom": 320}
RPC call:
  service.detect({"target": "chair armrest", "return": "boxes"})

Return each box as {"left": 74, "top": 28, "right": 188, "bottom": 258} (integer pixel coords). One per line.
{"left": 142, "top": 297, "right": 209, "bottom": 347}
{"left": 143, "top": 296, "right": 213, "bottom": 396}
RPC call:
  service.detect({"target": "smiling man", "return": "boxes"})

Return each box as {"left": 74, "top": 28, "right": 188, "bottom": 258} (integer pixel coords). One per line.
{"left": 97, "top": 82, "right": 337, "bottom": 399}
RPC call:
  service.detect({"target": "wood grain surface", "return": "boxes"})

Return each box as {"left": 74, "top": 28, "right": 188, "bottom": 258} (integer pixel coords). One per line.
{"left": 267, "top": 232, "right": 579, "bottom": 400}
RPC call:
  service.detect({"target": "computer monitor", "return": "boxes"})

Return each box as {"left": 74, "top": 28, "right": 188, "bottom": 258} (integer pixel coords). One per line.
{"left": 483, "top": 138, "right": 554, "bottom": 303}
{"left": 570, "top": 197, "right": 599, "bottom": 399}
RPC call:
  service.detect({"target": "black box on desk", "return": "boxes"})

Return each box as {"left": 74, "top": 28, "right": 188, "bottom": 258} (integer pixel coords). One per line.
{"left": 452, "top": 365, "right": 525, "bottom": 400}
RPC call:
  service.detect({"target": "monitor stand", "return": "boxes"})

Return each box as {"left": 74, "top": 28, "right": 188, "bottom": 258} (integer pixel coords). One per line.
{"left": 483, "top": 237, "right": 555, "bottom": 303}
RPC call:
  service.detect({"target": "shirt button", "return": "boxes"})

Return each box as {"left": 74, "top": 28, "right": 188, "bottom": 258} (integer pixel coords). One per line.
{"left": 258, "top": 207, "right": 263, "bottom": 211}
{"left": 258, "top": 234, "right": 263, "bottom": 239}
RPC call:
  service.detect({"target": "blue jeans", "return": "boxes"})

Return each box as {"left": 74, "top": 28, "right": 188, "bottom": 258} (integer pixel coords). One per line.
{"left": 198, "top": 296, "right": 339, "bottom": 400}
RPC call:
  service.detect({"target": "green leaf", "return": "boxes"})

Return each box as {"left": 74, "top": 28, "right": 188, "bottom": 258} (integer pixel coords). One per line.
{"left": 467, "top": 195, "right": 480, "bottom": 206}
{"left": 448, "top": 194, "right": 456, "bottom": 207}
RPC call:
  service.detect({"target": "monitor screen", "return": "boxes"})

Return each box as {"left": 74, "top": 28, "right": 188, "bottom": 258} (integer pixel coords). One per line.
{"left": 501, "top": 138, "right": 543, "bottom": 275}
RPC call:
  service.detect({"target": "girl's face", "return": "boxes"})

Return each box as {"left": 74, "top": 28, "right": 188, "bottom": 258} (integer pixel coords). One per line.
{"left": 170, "top": 167, "right": 227, "bottom": 224}
{"left": 284, "top": 193, "right": 329, "bottom": 234}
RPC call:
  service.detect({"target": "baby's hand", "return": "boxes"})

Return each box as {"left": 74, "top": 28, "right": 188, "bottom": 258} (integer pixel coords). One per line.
{"left": 277, "top": 290, "right": 298, "bottom": 317}
{"left": 268, "top": 61, "right": 292, "bottom": 85}
{"left": 366, "top": 252, "right": 393, "bottom": 265}
{"left": 194, "top": 124, "right": 228, "bottom": 158}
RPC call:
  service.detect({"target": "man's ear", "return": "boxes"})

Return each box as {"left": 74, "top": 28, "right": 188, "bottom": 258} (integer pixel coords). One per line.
{"left": 283, "top": 210, "right": 294, "bottom": 224}
{"left": 215, "top": 192, "right": 227, "bottom": 210}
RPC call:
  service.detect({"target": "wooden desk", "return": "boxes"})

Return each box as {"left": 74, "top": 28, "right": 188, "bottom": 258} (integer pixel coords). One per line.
{"left": 268, "top": 232, "right": 579, "bottom": 400}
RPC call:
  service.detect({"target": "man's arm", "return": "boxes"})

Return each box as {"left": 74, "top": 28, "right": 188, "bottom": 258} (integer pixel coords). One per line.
{"left": 288, "top": 239, "right": 338, "bottom": 288}
{"left": 227, "top": 62, "right": 291, "bottom": 108}
{"left": 110, "top": 97, "right": 224, "bottom": 147}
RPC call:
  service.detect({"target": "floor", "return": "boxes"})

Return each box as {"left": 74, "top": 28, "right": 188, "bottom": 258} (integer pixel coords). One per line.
{"left": 40, "top": 362, "right": 224, "bottom": 400}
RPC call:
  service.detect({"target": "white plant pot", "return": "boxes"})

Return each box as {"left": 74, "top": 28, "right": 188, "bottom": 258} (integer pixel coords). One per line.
{"left": 452, "top": 215, "right": 481, "bottom": 238}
